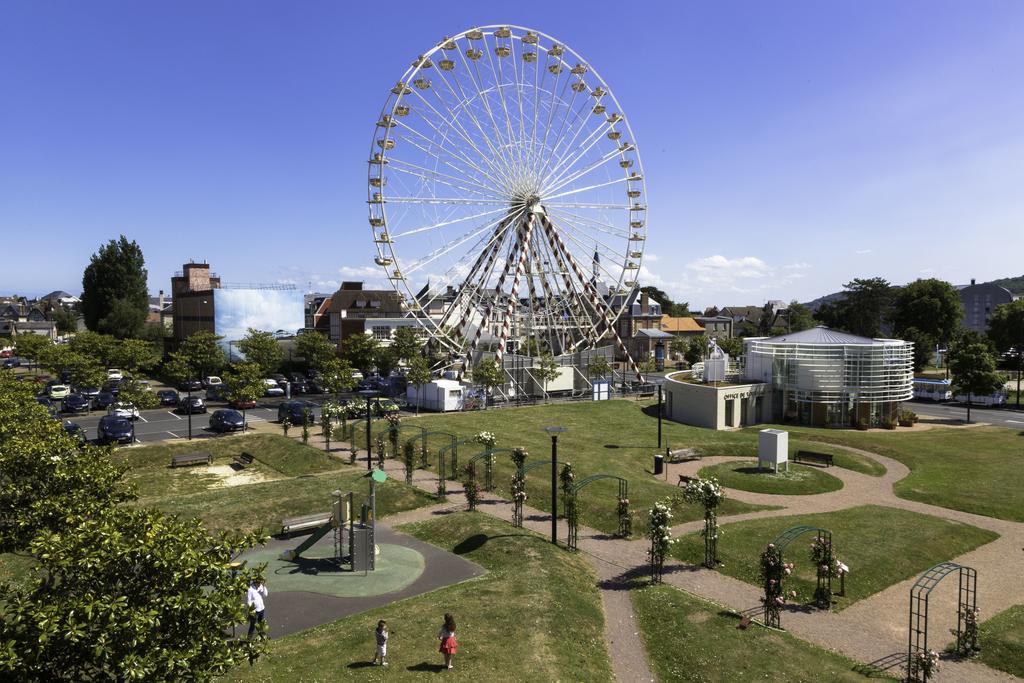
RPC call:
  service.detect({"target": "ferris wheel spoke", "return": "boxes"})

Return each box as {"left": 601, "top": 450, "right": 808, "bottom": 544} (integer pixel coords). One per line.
{"left": 546, "top": 213, "right": 628, "bottom": 263}
{"left": 400, "top": 209, "right": 516, "bottom": 275}
{"left": 389, "top": 205, "right": 511, "bottom": 240}
{"left": 539, "top": 115, "right": 614, "bottom": 190}
{"left": 459, "top": 45, "right": 516, "bottom": 173}
{"left": 388, "top": 161, "right": 505, "bottom": 201}
{"left": 547, "top": 219, "right": 631, "bottom": 287}
{"left": 543, "top": 207, "right": 630, "bottom": 239}
{"left": 543, "top": 201, "right": 630, "bottom": 209}
{"left": 386, "top": 196, "right": 511, "bottom": 205}
{"left": 393, "top": 121, "right": 509, "bottom": 192}
{"left": 542, "top": 126, "right": 620, "bottom": 193}
{"left": 482, "top": 33, "right": 524, "bottom": 174}
{"left": 533, "top": 79, "right": 587, "bottom": 184}
{"left": 543, "top": 176, "right": 630, "bottom": 201}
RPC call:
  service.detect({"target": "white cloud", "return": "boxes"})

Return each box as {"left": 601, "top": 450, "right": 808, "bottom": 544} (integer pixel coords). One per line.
{"left": 644, "top": 253, "right": 660, "bottom": 262}
{"left": 783, "top": 262, "right": 812, "bottom": 270}
{"left": 685, "top": 255, "right": 772, "bottom": 283}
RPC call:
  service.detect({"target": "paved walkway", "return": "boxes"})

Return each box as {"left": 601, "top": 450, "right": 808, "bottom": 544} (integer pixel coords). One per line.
{"left": 288, "top": 426, "right": 1020, "bottom": 682}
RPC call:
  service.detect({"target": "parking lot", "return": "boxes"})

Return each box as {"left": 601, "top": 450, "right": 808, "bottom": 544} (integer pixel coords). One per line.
{"left": 69, "top": 402, "right": 293, "bottom": 444}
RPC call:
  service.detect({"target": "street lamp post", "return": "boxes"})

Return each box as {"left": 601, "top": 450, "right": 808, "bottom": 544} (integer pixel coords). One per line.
{"left": 544, "top": 426, "right": 567, "bottom": 545}
{"left": 657, "top": 384, "right": 663, "bottom": 449}
{"left": 359, "top": 389, "right": 378, "bottom": 471}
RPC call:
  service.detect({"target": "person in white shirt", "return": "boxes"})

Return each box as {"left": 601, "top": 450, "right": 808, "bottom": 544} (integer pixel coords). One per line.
{"left": 246, "top": 580, "right": 268, "bottom": 639}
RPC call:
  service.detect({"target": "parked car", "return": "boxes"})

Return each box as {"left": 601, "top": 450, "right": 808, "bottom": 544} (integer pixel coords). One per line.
{"left": 59, "top": 370, "right": 73, "bottom": 384}
{"left": 93, "top": 391, "right": 115, "bottom": 410}
{"left": 205, "top": 385, "right": 225, "bottom": 402}
{"left": 230, "top": 397, "right": 257, "bottom": 410}
{"left": 97, "top": 415, "right": 134, "bottom": 445}
{"left": 62, "top": 393, "right": 92, "bottom": 413}
{"left": 63, "top": 421, "right": 88, "bottom": 445}
{"left": 209, "top": 409, "right": 245, "bottom": 432}
{"left": 2, "top": 357, "right": 21, "bottom": 369}
{"left": 35, "top": 396, "right": 52, "bottom": 407}
{"left": 287, "top": 371, "right": 307, "bottom": 384}
{"left": 157, "top": 389, "right": 180, "bottom": 406}
{"left": 102, "top": 379, "right": 121, "bottom": 395}
{"left": 179, "top": 395, "right": 207, "bottom": 414}
{"left": 108, "top": 402, "right": 140, "bottom": 420}
{"left": 47, "top": 384, "right": 71, "bottom": 400}
{"left": 370, "top": 397, "right": 400, "bottom": 416}
{"left": 270, "top": 373, "right": 288, "bottom": 388}
{"left": 203, "top": 376, "right": 223, "bottom": 388}
{"left": 0, "top": 349, "right": 12, "bottom": 358}
{"left": 106, "top": 368, "right": 124, "bottom": 381}
{"left": 277, "top": 400, "right": 317, "bottom": 425}
{"left": 288, "top": 378, "right": 309, "bottom": 394}
{"left": 305, "top": 379, "right": 326, "bottom": 395}
{"left": 78, "top": 386, "right": 100, "bottom": 400}
{"left": 177, "top": 379, "right": 203, "bottom": 392}
{"left": 263, "top": 379, "right": 285, "bottom": 397}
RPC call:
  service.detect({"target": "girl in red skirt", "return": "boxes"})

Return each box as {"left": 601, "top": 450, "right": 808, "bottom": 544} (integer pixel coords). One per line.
{"left": 437, "top": 613, "right": 457, "bottom": 670}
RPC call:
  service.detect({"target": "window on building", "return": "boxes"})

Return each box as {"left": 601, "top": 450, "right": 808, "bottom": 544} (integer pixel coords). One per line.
{"left": 372, "top": 326, "right": 391, "bottom": 341}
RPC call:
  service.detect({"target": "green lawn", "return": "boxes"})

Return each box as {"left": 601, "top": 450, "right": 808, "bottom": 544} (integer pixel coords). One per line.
{"left": 698, "top": 460, "right": 845, "bottom": 495}
{"left": 0, "top": 553, "right": 35, "bottom": 588}
{"left": 118, "top": 434, "right": 435, "bottom": 534}
{"left": 976, "top": 604, "right": 1024, "bottom": 678}
{"left": 358, "top": 401, "right": 776, "bottom": 536}
{"left": 785, "top": 425, "right": 1024, "bottom": 522}
{"left": 633, "top": 584, "right": 894, "bottom": 681}
{"left": 670, "top": 505, "right": 998, "bottom": 609}
{"left": 226, "top": 513, "right": 613, "bottom": 682}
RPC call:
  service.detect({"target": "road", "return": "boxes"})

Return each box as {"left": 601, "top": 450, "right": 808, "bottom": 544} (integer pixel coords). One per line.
{"left": 908, "top": 400, "right": 1024, "bottom": 429}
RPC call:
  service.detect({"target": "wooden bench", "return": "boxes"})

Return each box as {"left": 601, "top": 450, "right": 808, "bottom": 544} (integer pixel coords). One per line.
{"left": 281, "top": 512, "right": 332, "bottom": 536}
{"left": 232, "top": 452, "right": 254, "bottom": 468}
{"left": 793, "top": 450, "right": 834, "bottom": 468}
{"left": 678, "top": 474, "right": 698, "bottom": 487}
{"left": 170, "top": 452, "right": 212, "bottom": 468}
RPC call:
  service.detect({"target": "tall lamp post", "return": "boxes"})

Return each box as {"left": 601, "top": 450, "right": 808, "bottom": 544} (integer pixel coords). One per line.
{"left": 359, "top": 389, "right": 378, "bottom": 470}
{"left": 657, "top": 383, "right": 663, "bottom": 449}
{"left": 186, "top": 363, "right": 194, "bottom": 441}
{"left": 544, "top": 426, "right": 567, "bottom": 545}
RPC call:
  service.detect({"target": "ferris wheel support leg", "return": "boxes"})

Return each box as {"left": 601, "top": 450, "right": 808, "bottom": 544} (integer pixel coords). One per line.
{"left": 495, "top": 213, "right": 536, "bottom": 365}
{"left": 539, "top": 215, "right": 645, "bottom": 383}
{"left": 443, "top": 216, "right": 511, "bottom": 341}
{"left": 460, "top": 218, "right": 527, "bottom": 378}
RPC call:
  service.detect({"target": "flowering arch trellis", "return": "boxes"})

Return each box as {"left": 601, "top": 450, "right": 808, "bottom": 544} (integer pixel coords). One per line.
{"left": 438, "top": 437, "right": 472, "bottom": 481}
{"left": 406, "top": 430, "right": 458, "bottom": 495}
{"left": 762, "top": 526, "right": 838, "bottom": 628}
{"left": 468, "top": 448, "right": 514, "bottom": 493}
{"left": 518, "top": 458, "right": 555, "bottom": 528}
{"left": 509, "top": 447, "right": 528, "bottom": 527}
{"left": 566, "top": 474, "right": 629, "bottom": 551}
{"left": 907, "top": 562, "right": 979, "bottom": 683}
{"left": 679, "top": 477, "right": 724, "bottom": 568}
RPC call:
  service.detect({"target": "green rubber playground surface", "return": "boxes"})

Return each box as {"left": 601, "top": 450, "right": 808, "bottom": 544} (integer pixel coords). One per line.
{"left": 246, "top": 543, "right": 426, "bottom": 598}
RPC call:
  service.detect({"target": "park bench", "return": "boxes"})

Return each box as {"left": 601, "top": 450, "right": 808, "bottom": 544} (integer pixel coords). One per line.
{"left": 281, "top": 512, "right": 332, "bottom": 536}
{"left": 677, "top": 474, "right": 698, "bottom": 487}
{"left": 793, "top": 450, "right": 834, "bottom": 468}
{"left": 170, "top": 451, "right": 212, "bottom": 468}
{"left": 232, "top": 452, "right": 255, "bottom": 468}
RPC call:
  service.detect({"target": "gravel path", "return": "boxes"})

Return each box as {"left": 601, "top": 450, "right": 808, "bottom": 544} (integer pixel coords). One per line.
{"left": 293, "top": 427, "right": 1021, "bottom": 682}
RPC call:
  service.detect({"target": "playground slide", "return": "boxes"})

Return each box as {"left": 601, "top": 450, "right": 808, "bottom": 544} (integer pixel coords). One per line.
{"left": 279, "top": 522, "right": 333, "bottom": 562}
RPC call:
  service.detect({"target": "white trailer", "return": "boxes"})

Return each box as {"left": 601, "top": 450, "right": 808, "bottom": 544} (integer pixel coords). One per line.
{"left": 406, "top": 379, "right": 465, "bottom": 412}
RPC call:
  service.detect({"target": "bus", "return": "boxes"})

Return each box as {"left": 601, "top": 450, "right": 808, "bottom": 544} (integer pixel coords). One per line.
{"left": 912, "top": 378, "right": 952, "bottom": 401}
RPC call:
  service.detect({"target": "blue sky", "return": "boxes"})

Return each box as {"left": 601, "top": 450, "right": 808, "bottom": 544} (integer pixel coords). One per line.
{"left": 2, "top": 1, "right": 1022, "bottom": 310}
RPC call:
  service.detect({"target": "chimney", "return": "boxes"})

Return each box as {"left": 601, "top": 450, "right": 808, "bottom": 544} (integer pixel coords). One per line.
{"left": 158, "top": 290, "right": 165, "bottom": 309}
{"left": 641, "top": 291, "right": 649, "bottom": 315}
{"left": 970, "top": 278, "right": 976, "bottom": 286}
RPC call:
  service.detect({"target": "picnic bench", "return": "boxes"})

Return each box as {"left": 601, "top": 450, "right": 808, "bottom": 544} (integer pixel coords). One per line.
{"left": 232, "top": 452, "right": 254, "bottom": 468}
{"left": 793, "top": 450, "right": 834, "bottom": 468}
{"left": 281, "top": 512, "right": 332, "bottom": 536}
{"left": 677, "top": 474, "right": 698, "bottom": 487}
{"left": 170, "top": 451, "right": 212, "bottom": 468}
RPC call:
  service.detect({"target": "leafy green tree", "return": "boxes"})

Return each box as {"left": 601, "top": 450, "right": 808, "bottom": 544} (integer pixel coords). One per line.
{"left": 161, "top": 351, "right": 191, "bottom": 387}
{"left": 69, "top": 331, "right": 117, "bottom": 367}
{"left": 949, "top": 340, "right": 1004, "bottom": 423}
{"left": 406, "top": 356, "right": 432, "bottom": 414}
{"left": 757, "top": 304, "right": 776, "bottom": 335}
{"left": 237, "top": 329, "right": 283, "bottom": 377}
{"left": 892, "top": 278, "right": 963, "bottom": 348}
{"left": 64, "top": 352, "right": 107, "bottom": 389}
{"left": 374, "top": 346, "right": 398, "bottom": 379}
{"left": 786, "top": 301, "right": 815, "bottom": 332}
{"left": 716, "top": 336, "right": 744, "bottom": 358}
{"left": 294, "top": 330, "right": 336, "bottom": 371}
{"left": 222, "top": 362, "right": 265, "bottom": 429}
{"left": 535, "top": 353, "right": 561, "bottom": 401}
{"left": 112, "top": 338, "right": 160, "bottom": 374}
{"left": 13, "top": 334, "right": 50, "bottom": 370}
{"left": 80, "top": 236, "right": 149, "bottom": 338}
{"left": 987, "top": 299, "right": 1024, "bottom": 408}
{"left": 340, "top": 332, "right": 381, "bottom": 376}
{"left": 51, "top": 306, "right": 78, "bottom": 335}
{"left": 178, "top": 331, "right": 226, "bottom": 380}
{"left": 587, "top": 355, "right": 611, "bottom": 379}
{"left": 390, "top": 326, "right": 422, "bottom": 365}
{"left": 37, "top": 342, "right": 73, "bottom": 376}
{"left": 814, "top": 277, "right": 894, "bottom": 338}
{"left": 684, "top": 336, "right": 707, "bottom": 366}
{"left": 471, "top": 358, "right": 503, "bottom": 408}
{"left": 897, "top": 326, "right": 935, "bottom": 372}
{"left": 116, "top": 376, "right": 159, "bottom": 411}
{"left": 319, "top": 358, "right": 355, "bottom": 399}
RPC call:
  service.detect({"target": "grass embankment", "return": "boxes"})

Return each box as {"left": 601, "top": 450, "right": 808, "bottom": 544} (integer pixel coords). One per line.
{"left": 786, "top": 426, "right": 1024, "bottom": 522}
{"left": 670, "top": 505, "right": 998, "bottom": 609}
{"left": 226, "top": 513, "right": 613, "bottom": 682}
{"left": 633, "top": 584, "right": 894, "bottom": 681}
{"left": 698, "top": 460, "right": 845, "bottom": 495}
{"left": 976, "top": 604, "right": 1024, "bottom": 678}
{"left": 117, "top": 434, "right": 435, "bottom": 534}
{"left": 351, "top": 401, "right": 777, "bottom": 536}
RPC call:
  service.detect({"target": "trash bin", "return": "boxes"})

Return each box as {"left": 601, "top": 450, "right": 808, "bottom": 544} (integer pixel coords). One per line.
{"left": 653, "top": 453, "right": 664, "bottom": 475}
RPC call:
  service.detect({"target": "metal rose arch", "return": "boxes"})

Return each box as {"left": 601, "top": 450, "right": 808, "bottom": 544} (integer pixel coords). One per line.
{"left": 367, "top": 25, "right": 648, "bottom": 379}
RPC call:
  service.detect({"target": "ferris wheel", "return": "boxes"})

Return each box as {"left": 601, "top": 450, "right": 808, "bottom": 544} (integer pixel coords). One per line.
{"left": 367, "top": 25, "right": 647, "bottom": 375}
